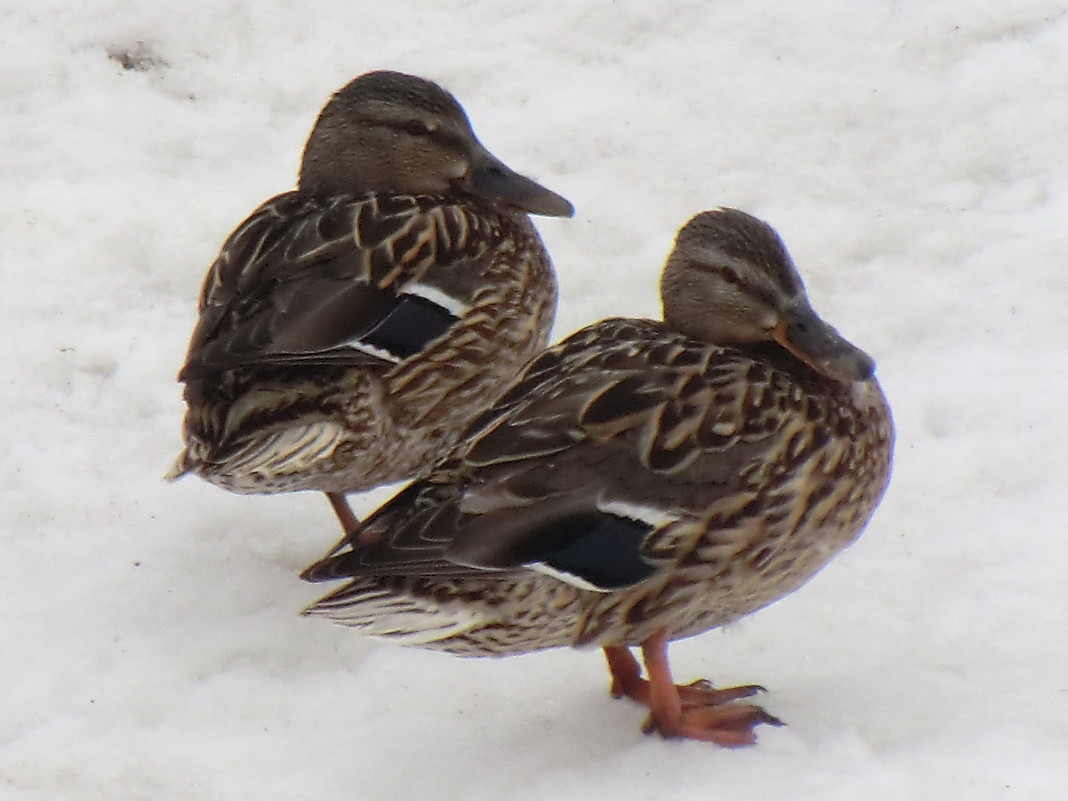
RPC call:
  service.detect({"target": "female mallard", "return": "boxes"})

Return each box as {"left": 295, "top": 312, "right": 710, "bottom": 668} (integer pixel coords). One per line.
{"left": 168, "top": 71, "right": 573, "bottom": 535}
{"left": 301, "top": 208, "right": 893, "bottom": 746}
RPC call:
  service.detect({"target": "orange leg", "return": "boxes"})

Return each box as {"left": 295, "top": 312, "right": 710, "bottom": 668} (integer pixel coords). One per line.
{"left": 325, "top": 492, "right": 382, "bottom": 551}
{"left": 604, "top": 644, "right": 645, "bottom": 700}
{"left": 602, "top": 630, "right": 783, "bottom": 747}
{"left": 325, "top": 492, "right": 360, "bottom": 536}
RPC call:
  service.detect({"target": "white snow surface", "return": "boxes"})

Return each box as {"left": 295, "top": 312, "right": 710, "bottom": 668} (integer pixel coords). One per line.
{"left": 3, "top": 2, "right": 1067, "bottom": 799}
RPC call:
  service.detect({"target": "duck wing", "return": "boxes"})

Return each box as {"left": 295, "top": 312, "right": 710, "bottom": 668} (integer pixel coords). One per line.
{"left": 302, "top": 318, "right": 767, "bottom": 594}
{"left": 179, "top": 192, "right": 487, "bottom": 380}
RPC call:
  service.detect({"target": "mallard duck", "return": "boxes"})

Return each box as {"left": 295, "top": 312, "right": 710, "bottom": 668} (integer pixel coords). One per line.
{"left": 301, "top": 208, "right": 894, "bottom": 746}
{"left": 167, "top": 71, "right": 573, "bottom": 535}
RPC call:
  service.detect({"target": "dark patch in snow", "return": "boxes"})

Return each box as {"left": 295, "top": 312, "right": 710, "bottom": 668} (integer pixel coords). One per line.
{"left": 107, "top": 42, "right": 168, "bottom": 72}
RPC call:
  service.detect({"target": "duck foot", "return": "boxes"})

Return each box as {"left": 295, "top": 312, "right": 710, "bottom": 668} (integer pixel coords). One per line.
{"left": 604, "top": 644, "right": 765, "bottom": 706}
{"left": 639, "top": 701, "right": 784, "bottom": 747}
{"left": 602, "top": 630, "right": 783, "bottom": 747}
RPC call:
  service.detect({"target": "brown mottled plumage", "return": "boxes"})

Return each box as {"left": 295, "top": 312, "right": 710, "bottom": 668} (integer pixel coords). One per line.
{"left": 301, "top": 208, "right": 894, "bottom": 746}
{"left": 167, "top": 71, "right": 573, "bottom": 534}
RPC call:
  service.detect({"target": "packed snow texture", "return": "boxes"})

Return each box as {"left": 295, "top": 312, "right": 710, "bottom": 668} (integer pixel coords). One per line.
{"left": 2, "top": 1, "right": 1066, "bottom": 799}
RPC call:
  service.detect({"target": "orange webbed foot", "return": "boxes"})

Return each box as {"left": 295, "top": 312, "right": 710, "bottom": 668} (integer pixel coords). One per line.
{"left": 603, "top": 632, "right": 783, "bottom": 747}
{"left": 641, "top": 700, "right": 784, "bottom": 747}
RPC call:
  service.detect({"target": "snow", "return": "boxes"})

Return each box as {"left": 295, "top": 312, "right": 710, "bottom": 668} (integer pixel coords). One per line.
{"left": 3, "top": 1, "right": 1066, "bottom": 798}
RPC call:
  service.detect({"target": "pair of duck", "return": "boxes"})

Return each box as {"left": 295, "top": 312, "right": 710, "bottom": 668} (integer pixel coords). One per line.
{"left": 169, "top": 71, "right": 893, "bottom": 746}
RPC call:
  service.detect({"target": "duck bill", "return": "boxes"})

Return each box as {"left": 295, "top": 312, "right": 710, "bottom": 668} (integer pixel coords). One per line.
{"left": 772, "top": 302, "right": 875, "bottom": 382}
{"left": 462, "top": 148, "right": 574, "bottom": 218}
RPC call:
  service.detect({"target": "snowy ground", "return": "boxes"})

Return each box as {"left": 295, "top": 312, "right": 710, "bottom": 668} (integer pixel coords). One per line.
{"left": 3, "top": 1, "right": 1067, "bottom": 799}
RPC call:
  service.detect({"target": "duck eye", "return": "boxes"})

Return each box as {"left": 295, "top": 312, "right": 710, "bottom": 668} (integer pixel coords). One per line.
{"left": 403, "top": 120, "right": 433, "bottom": 137}
{"left": 720, "top": 266, "right": 742, "bottom": 284}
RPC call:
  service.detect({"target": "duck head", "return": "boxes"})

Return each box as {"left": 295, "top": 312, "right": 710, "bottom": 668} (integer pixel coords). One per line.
{"left": 660, "top": 208, "right": 874, "bottom": 382}
{"left": 298, "top": 70, "right": 573, "bottom": 218}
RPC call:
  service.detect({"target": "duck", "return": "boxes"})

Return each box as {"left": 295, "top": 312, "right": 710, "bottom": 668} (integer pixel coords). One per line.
{"left": 167, "top": 71, "right": 574, "bottom": 536}
{"left": 300, "top": 208, "right": 894, "bottom": 746}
